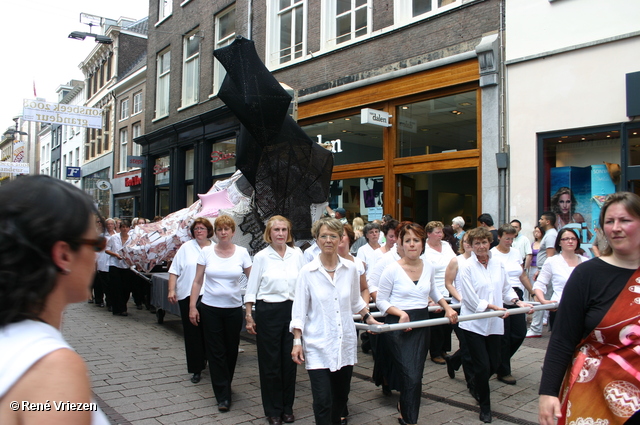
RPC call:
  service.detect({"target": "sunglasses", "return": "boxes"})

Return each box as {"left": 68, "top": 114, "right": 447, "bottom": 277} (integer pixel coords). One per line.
{"left": 74, "top": 236, "right": 108, "bottom": 252}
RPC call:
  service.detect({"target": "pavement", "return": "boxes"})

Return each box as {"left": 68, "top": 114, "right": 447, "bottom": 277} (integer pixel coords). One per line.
{"left": 62, "top": 301, "right": 551, "bottom": 425}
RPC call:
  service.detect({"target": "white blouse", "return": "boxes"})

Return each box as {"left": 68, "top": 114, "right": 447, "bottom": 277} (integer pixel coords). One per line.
{"left": 289, "top": 256, "right": 366, "bottom": 371}
{"left": 422, "top": 241, "right": 456, "bottom": 295}
{"left": 168, "top": 239, "right": 210, "bottom": 300}
{"left": 489, "top": 247, "right": 524, "bottom": 292}
{"left": 356, "top": 243, "right": 382, "bottom": 271}
{"left": 245, "top": 245, "right": 305, "bottom": 304}
{"left": 106, "top": 233, "right": 129, "bottom": 269}
{"left": 197, "top": 245, "right": 252, "bottom": 308}
{"left": 376, "top": 261, "right": 443, "bottom": 315}
{"left": 533, "top": 254, "right": 589, "bottom": 302}
{"left": 458, "top": 252, "right": 518, "bottom": 336}
{"left": 366, "top": 247, "right": 400, "bottom": 294}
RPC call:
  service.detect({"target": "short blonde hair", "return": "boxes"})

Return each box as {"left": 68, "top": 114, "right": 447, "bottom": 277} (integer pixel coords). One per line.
{"left": 313, "top": 217, "right": 344, "bottom": 239}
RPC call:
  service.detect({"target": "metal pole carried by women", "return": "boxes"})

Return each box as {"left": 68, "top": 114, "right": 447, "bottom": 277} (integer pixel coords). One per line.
{"left": 245, "top": 215, "right": 305, "bottom": 425}
{"left": 539, "top": 192, "right": 640, "bottom": 425}
{"left": 0, "top": 175, "right": 111, "bottom": 424}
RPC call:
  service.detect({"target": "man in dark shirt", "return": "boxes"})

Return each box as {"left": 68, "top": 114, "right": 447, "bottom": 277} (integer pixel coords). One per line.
{"left": 478, "top": 213, "right": 499, "bottom": 248}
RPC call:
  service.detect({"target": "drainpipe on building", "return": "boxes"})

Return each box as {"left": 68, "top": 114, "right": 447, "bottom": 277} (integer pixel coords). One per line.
{"left": 247, "top": 0, "right": 253, "bottom": 40}
{"left": 498, "top": 0, "right": 508, "bottom": 226}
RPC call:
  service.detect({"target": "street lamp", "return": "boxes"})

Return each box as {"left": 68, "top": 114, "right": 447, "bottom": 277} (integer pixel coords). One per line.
{"left": 68, "top": 30, "right": 113, "bottom": 44}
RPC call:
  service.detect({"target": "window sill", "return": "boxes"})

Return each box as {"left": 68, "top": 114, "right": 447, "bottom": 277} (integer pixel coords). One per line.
{"left": 180, "top": 0, "right": 194, "bottom": 6}
{"left": 177, "top": 102, "right": 198, "bottom": 112}
{"left": 155, "top": 14, "right": 172, "bottom": 27}
{"left": 152, "top": 115, "right": 169, "bottom": 123}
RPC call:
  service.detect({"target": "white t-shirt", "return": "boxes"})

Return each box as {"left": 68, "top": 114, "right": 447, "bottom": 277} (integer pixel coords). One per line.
{"left": 0, "top": 320, "right": 110, "bottom": 425}
{"left": 197, "top": 245, "right": 252, "bottom": 308}
{"left": 533, "top": 254, "right": 589, "bottom": 302}
{"left": 376, "top": 261, "right": 443, "bottom": 315}
{"left": 356, "top": 243, "right": 382, "bottom": 271}
{"left": 490, "top": 247, "right": 524, "bottom": 292}
{"left": 168, "top": 239, "right": 211, "bottom": 300}
{"left": 366, "top": 247, "right": 400, "bottom": 294}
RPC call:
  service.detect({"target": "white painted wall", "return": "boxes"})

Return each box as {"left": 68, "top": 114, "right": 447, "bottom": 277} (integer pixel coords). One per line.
{"left": 506, "top": 0, "right": 640, "bottom": 61}
{"left": 505, "top": 0, "right": 640, "bottom": 239}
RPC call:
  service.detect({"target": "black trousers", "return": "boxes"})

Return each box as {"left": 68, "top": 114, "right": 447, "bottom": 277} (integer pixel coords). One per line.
{"left": 92, "top": 270, "right": 106, "bottom": 305}
{"left": 200, "top": 303, "right": 242, "bottom": 403}
{"left": 255, "top": 300, "right": 297, "bottom": 418}
{"left": 178, "top": 296, "right": 207, "bottom": 374}
{"left": 429, "top": 309, "right": 452, "bottom": 358}
{"left": 450, "top": 323, "right": 474, "bottom": 388}
{"left": 496, "top": 288, "right": 527, "bottom": 377}
{"left": 109, "top": 266, "right": 134, "bottom": 314}
{"left": 462, "top": 330, "right": 501, "bottom": 412}
{"left": 100, "top": 270, "right": 113, "bottom": 308}
{"left": 308, "top": 366, "right": 353, "bottom": 425}
{"left": 385, "top": 308, "right": 429, "bottom": 424}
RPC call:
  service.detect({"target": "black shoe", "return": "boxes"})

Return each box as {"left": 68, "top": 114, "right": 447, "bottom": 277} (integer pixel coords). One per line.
{"left": 136, "top": 304, "right": 144, "bottom": 310}
{"left": 497, "top": 374, "right": 516, "bottom": 385}
{"left": 444, "top": 355, "right": 455, "bottom": 379}
{"left": 88, "top": 299, "right": 94, "bottom": 304}
{"left": 190, "top": 373, "right": 201, "bottom": 383}
{"left": 148, "top": 306, "right": 157, "bottom": 314}
{"left": 281, "top": 413, "right": 295, "bottom": 423}
{"left": 340, "top": 418, "right": 347, "bottom": 425}
{"left": 217, "top": 400, "right": 230, "bottom": 412}
{"left": 267, "top": 417, "right": 282, "bottom": 425}
{"left": 382, "top": 384, "right": 392, "bottom": 396}
{"left": 479, "top": 410, "right": 492, "bottom": 423}
{"left": 397, "top": 419, "right": 407, "bottom": 425}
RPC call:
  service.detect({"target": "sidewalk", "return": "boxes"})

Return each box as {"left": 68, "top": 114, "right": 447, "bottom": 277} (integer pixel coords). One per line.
{"left": 62, "top": 302, "right": 549, "bottom": 425}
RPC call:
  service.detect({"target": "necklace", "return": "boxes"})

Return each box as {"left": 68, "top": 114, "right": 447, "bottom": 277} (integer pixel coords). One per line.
{"left": 321, "top": 263, "right": 337, "bottom": 273}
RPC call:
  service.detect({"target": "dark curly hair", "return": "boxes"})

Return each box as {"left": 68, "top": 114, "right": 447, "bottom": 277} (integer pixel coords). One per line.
{"left": 0, "top": 175, "right": 99, "bottom": 326}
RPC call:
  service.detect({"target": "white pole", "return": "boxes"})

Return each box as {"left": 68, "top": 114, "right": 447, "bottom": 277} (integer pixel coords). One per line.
{"left": 355, "top": 303, "right": 557, "bottom": 332}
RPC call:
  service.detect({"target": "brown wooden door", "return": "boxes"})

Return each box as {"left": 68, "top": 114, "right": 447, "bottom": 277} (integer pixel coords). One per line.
{"left": 398, "top": 175, "right": 416, "bottom": 222}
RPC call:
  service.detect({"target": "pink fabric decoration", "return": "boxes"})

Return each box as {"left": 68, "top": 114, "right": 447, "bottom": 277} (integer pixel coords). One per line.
{"left": 198, "top": 189, "right": 234, "bottom": 217}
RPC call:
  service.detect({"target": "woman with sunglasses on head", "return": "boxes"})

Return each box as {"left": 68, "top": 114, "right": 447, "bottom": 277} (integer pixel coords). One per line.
{"left": 105, "top": 219, "right": 135, "bottom": 316}
{"left": 0, "top": 175, "right": 110, "bottom": 425}
{"left": 245, "top": 216, "right": 305, "bottom": 425}
{"left": 189, "top": 215, "right": 252, "bottom": 413}
{"left": 539, "top": 192, "right": 640, "bottom": 425}
{"left": 532, "top": 228, "right": 589, "bottom": 332}
{"left": 167, "top": 217, "right": 213, "bottom": 385}
{"left": 377, "top": 222, "right": 458, "bottom": 425}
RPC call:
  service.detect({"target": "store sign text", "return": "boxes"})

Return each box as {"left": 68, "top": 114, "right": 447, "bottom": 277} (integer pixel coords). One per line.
{"left": 211, "top": 151, "right": 236, "bottom": 163}
{"left": 361, "top": 108, "right": 392, "bottom": 127}
{"left": 153, "top": 164, "right": 170, "bottom": 175}
{"left": 125, "top": 176, "right": 142, "bottom": 187}
{"left": 316, "top": 135, "right": 343, "bottom": 153}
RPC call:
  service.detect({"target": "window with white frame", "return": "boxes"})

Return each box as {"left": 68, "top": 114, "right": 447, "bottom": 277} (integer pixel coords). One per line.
{"left": 155, "top": 50, "right": 171, "bottom": 119}
{"left": 213, "top": 6, "right": 236, "bottom": 94}
{"left": 267, "top": 0, "right": 306, "bottom": 67}
{"left": 133, "top": 92, "right": 143, "bottom": 115}
{"left": 120, "top": 98, "right": 130, "bottom": 120}
{"left": 119, "top": 128, "right": 128, "bottom": 172}
{"left": 327, "top": 0, "right": 370, "bottom": 46}
{"left": 159, "top": 0, "right": 172, "bottom": 21}
{"left": 182, "top": 30, "right": 200, "bottom": 107}
{"left": 132, "top": 123, "right": 142, "bottom": 157}
{"left": 394, "top": 0, "right": 460, "bottom": 24}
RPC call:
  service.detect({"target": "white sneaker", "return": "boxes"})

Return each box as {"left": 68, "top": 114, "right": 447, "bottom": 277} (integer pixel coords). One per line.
{"left": 526, "top": 329, "right": 542, "bottom": 338}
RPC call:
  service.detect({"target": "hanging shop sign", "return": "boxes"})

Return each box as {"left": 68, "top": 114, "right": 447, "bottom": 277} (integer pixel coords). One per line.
{"left": 128, "top": 156, "right": 146, "bottom": 168}
{"left": 361, "top": 108, "right": 392, "bottom": 127}
{"left": 23, "top": 99, "right": 103, "bottom": 129}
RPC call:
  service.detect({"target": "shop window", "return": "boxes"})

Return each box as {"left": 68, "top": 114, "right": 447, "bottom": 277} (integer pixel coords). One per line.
{"left": 327, "top": 176, "right": 384, "bottom": 222}
{"left": 83, "top": 168, "right": 111, "bottom": 218}
{"left": 115, "top": 197, "right": 134, "bottom": 220}
{"left": 154, "top": 155, "right": 171, "bottom": 185}
{"left": 541, "top": 130, "right": 621, "bottom": 245}
{"left": 213, "top": 6, "right": 236, "bottom": 94}
{"left": 397, "top": 91, "right": 477, "bottom": 158}
{"left": 211, "top": 139, "right": 236, "bottom": 176}
{"left": 302, "top": 113, "right": 383, "bottom": 166}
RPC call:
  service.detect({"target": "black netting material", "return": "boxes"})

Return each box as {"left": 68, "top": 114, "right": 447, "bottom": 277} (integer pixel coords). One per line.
{"left": 214, "top": 36, "right": 333, "bottom": 245}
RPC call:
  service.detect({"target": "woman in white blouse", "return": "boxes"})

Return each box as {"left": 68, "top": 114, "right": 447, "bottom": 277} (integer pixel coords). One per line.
{"left": 377, "top": 222, "right": 458, "bottom": 425}
{"left": 422, "top": 221, "right": 457, "bottom": 365}
{"left": 458, "top": 227, "right": 533, "bottom": 423}
{"left": 490, "top": 224, "right": 535, "bottom": 386}
{"left": 167, "top": 217, "right": 212, "bottom": 384}
{"left": 356, "top": 222, "right": 381, "bottom": 270}
{"left": 245, "top": 216, "right": 305, "bottom": 425}
{"left": 533, "top": 228, "right": 589, "bottom": 331}
{"left": 338, "top": 223, "right": 370, "bottom": 305}
{"left": 104, "top": 219, "right": 134, "bottom": 316}
{"left": 189, "top": 215, "right": 252, "bottom": 413}
{"left": 290, "top": 218, "right": 379, "bottom": 425}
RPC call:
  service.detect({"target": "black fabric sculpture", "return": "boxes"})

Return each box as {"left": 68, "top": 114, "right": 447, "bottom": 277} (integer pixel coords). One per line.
{"left": 213, "top": 36, "right": 333, "bottom": 251}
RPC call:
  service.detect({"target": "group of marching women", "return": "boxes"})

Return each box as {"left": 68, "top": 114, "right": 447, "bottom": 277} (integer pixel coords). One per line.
{"left": 167, "top": 203, "right": 640, "bottom": 425}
